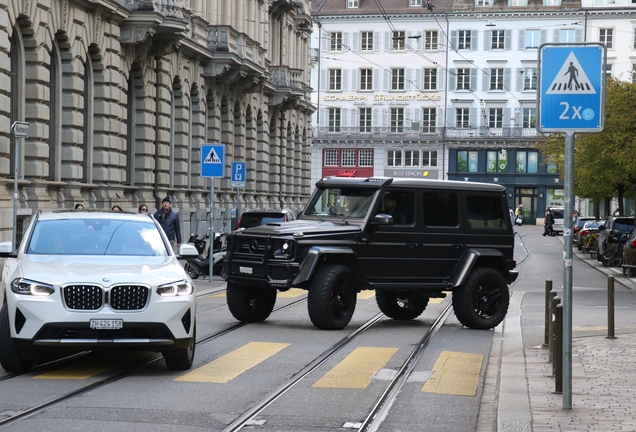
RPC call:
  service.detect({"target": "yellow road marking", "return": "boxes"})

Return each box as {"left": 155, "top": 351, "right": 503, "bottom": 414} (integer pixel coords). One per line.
{"left": 428, "top": 297, "right": 444, "bottom": 304}
{"left": 312, "top": 347, "right": 398, "bottom": 389}
{"left": 35, "top": 352, "right": 151, "bottom": 380}
{"left": 277, "top": 288, "right": 306, "bottom": 298}
{"left": 211, "top": 292, "right": 226, "bottom": 297}
{"left": 422, "top": 351, "right": 483, "bottom": 396}
{"left": 175, "top": 342, "right": 290, "bottom": 383}
{"left": 357, "top": 291, "right": 375, "bottom": 300}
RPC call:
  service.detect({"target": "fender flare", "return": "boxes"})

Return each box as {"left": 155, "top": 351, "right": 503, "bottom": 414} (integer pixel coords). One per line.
{"left": 292, "top": 246, "right": 362, "bottom": 285}
{"left": 448, "top": 248, "right": 514, "bottom": 287}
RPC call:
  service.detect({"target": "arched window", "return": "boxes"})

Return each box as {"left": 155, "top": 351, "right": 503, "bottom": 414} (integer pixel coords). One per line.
{"left": 83, "top": 54, "right": 94, "bottom": 183}
{"left": 48, "top": 41, "right": 62, "bottom": 181}
{"left": 9, "top": 28, "right": 25, "bottom": 178}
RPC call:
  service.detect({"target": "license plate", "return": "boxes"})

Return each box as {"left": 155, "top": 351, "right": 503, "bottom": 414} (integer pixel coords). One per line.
{"left": 239, "top": 266, "right": 253, "bottom": 274}
{"left": 90, "top": 319, "right": 123, "bottom": 330}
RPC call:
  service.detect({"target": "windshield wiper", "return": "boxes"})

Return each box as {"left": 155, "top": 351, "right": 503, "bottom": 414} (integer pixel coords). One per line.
{"left": 332, "top": 211, "right": 349, "bottom": 225}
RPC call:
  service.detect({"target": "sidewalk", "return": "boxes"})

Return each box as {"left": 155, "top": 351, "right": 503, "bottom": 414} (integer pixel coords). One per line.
{"left": 482, "top": 227, "right": 636, "bottom": 432}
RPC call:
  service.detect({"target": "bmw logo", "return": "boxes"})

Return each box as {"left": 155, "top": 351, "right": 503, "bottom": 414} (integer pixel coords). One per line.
{"left": 102, "top": 277, "right": 110, "bottom": 282}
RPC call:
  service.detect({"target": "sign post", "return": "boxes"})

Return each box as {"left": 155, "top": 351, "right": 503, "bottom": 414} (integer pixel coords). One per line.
{"left": 11, "top": 121, "right": 29, "bottom": 251}
{"left": 538, "top": 43, "right": 606, "bottom": 409}
{"left": 231, "top": 162, "right": 246, "bottom": 222}
{"left": 201, "top": 143, "right": 225, "bottom": 282}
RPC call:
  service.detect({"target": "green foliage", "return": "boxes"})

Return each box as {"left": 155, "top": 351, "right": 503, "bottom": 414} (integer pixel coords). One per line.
{"left": 535, "top": 78, "right": 636, "bottom": 202}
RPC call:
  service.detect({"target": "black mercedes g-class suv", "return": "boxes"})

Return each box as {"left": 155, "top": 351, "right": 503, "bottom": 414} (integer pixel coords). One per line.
{"left": 223, "top": 177, "right": 518, "bottom": 330}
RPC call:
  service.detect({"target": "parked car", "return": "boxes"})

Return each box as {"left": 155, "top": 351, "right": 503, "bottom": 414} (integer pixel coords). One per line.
{"left": 574, "top": 216, "right": 597, "bottom": 247}
{"left": 596, "top": 216, "right": 635, "bottom": 262}
{"left": 622, "top": 228, "right": 636, "bottom": 267}
{"left": 577, "top": 220, "right": 601, "bottom": 251}
{"left": 0, "top": 210, "right": 199, "bottom": 372}
{"left": 235, "top": 208, "right": 297, "bottom": 230}
{"left": 549, "top": 207, "right": 580, "bottom": 235}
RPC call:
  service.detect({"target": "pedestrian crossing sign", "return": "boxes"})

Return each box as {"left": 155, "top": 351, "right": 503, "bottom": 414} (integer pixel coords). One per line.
{"left": 538, "top": 43, "right": 605, "bottom": 132}
{"left": 201, "top": 143, "right": 225, "bottom": 177}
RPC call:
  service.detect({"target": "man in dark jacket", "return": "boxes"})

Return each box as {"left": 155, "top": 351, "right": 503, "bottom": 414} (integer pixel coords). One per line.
{"left": 154, "top": 196, "right": 182, "bottom": 253}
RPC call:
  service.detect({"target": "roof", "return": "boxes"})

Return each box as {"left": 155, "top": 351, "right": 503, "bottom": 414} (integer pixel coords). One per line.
{"left": 312, "top": 0, "right": 454, "bottom": 16}
{"left": 316, "top": 176, "right": 506, "bottom": 192}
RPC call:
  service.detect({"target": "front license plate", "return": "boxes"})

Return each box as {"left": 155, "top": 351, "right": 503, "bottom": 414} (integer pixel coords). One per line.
{"left": 90, "top": 319, "right": 123, "bottom": 330}
{"left": 239, "top": 266, "right": 253, "bottom": 274}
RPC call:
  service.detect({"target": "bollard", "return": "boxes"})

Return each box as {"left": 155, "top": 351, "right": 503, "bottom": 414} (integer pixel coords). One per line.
{"left": 549, "top": 295, "right": 560, "bottom": 364}
{"left": 544, "top": 280, "right": 553, "bottom": 347}
{"left": 548, "top": 290, "right": 557, "bottom": 361}
{"left": 607, "top": 276, "right": 616, "bottom": 340}
{"left": 554, "top": 303, "right": 563, "bottom": 394}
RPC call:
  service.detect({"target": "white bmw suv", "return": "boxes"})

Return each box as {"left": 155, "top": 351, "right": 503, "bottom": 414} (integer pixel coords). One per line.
{"left": 0, "top": 210, "right": 199, "bottom": 372}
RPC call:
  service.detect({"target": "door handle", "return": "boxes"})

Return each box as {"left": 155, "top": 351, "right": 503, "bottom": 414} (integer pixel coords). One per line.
{"left": 451, "top": 243, "right": 463, "bottom": 248}
{"left": 406, "top": 243, "right": 417, "bottom": 247}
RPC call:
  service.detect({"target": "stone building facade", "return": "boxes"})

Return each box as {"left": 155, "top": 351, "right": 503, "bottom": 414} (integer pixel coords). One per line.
{"left": 0, "top": 0, "right": 314, "bottom": 243}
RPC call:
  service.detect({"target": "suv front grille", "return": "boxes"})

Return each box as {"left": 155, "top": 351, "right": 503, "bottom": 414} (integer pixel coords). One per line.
{"left": 110, "top": 285, "right": 150, "bottom": 310}
{"left": 63, "top": 285, "right": 103, "bottom": 310}
{"left": 236, "top": 237, "right": 268, "bottom": 256}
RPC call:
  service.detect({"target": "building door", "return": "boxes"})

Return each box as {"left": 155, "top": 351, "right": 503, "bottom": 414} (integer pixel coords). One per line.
{"left": 515, "top": 188, "right": 538, "bottom": 225}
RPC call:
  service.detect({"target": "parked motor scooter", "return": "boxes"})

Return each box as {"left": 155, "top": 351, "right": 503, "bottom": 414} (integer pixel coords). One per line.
{"left": 184, "top": 232, "right": 227, "bottom": 279}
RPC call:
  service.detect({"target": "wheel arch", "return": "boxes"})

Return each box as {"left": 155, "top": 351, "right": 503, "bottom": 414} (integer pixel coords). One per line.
{"left": 292, "top": 246, "right": 365, "bottom": 288}
{"left": 448, "top": 248, "right": 515, "bottom": 287}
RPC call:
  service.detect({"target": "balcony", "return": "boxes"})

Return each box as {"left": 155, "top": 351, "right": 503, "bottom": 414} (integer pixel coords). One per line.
{"left": 313, "top": 126, "right": 543, "bottom": 142}
{"left": 445, "top": 127, "right": 543, "bottom": 139}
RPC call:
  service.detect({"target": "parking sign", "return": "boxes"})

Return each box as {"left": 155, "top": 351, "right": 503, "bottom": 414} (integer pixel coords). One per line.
{"left": 538, "top": 43, "right": 605, "bottom": 133}
{"left": 231, "top": 162, "right": 246, "bottom": 188}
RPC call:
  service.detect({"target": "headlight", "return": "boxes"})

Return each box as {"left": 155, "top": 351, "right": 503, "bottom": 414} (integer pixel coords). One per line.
{"left": 156, "top": 280, "right": 194, "bottom": 297}
{"left": 271, "top": 239, "right": 294, "bottom": 259}
{"left": 11, "top": 278, "right": 55, "bottom": 296}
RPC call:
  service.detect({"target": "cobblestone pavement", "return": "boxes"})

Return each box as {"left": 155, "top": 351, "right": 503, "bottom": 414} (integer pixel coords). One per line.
{"left": 525, "top": 335, "right": 636, "bottom": 432}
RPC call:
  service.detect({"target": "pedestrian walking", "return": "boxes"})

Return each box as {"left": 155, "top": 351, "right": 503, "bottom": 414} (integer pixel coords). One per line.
{"left": 138, "top": 204, "right": 149, "bottom": 213}
{"left": 74, "top": 203, "right": 84, "bottom": 210}
{"left": 515, "top": 204, "right": 523, "bottom": 226}
{"left": 542, "top": 209, "right": 555, "bottom": 236}
{"left": 154, "top": 196, "right": 182, "bottom": 253}
{"left": 509, "top": 207, "right": 517, "bottom": 234}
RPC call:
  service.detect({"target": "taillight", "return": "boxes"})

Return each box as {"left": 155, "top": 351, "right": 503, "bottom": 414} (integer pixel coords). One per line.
{"left": 580, "top": 230, "right": 588, "bottom": 237}
{"left": 631, "top": 239, "right": 636, "bottom": 248}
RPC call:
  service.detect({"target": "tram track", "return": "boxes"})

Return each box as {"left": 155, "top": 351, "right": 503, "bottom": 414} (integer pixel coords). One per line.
{"left": 0, "top": 294, "right": 308, "bottom": 427}
{"left": 222, "top": 302, "right": 454, "bottom": 432}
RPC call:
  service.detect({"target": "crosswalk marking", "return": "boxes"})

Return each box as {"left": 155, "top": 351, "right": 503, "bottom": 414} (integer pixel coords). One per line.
{"left": 175, "top": 342, "right": 290, "bottom": 383}
{"left": 421, "top": 350, "right": 483, "bottom": 396}
{"left": 312, "top": 347, "right": 398, "bottom": 389}
{"left": 357, "top": 291, "right": 375, "bottom": 300}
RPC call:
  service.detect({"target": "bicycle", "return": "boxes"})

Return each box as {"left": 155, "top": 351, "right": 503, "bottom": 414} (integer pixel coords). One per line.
{"left": 602, "top": 233, "right": 630, "bottom": 268}
{"left": 581, "top": 233, "right": 598, "bottom": 253}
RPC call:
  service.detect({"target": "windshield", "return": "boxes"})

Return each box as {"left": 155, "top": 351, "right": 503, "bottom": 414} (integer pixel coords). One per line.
{"left": 27, "top": 219, "right": 168, "bottom": 256}
{"left": 305, "top": 187, "right": 377, "bottom": 219}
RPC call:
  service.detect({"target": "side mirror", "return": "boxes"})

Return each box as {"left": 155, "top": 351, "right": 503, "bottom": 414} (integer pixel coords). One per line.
{"left": 372, "top": 213, "right": 393, "bottom": 225}
{"left": 0, "top": 241, "right": 16, "bottom": 258}
{"left": 598, "top": 225, "right": 605, "bottom": 231}
{"left": 177, "top": 243, "right": 199, "bottom": 258}
{"left": 296, "top": 210, "right": 303, "bottom": 217}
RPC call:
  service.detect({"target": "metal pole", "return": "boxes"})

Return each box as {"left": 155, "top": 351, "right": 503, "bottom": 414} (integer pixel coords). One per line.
{"left": 12, "top": 136, "right": 19, "bottom": 251}
{"left": 554, "top": 303, "right": 563, "bottom": 394}
{"left": 544, "top": 279, "right": 553, "bottom": 347}
{"left": 209, "top": 180, "right": 214, "bottom": 283}
{"left": 562, "top": 130, "right": 574, "bottom": 409}
{"left": 236, "top": 186, "right": 241, "bottom": 221}
{"left": 607, "top": 275, "right": 616, "bottom": 339}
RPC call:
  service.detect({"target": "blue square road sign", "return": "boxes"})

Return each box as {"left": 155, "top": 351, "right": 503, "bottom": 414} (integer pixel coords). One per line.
{"left": 537, "top": 43, "right": 605, "bottom": 133}
{"left": 201, "top": 144, "right": 225, "bottom": 178}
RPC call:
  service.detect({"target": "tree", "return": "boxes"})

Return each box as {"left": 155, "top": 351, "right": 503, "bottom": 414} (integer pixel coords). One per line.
{"left": 535, "top": 78, "right": 636, "bottom": 216}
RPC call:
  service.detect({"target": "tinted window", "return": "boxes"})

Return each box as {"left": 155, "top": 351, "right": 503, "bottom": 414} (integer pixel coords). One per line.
{"left": 613, "top": 219, "right": 634, "bottom": 232}
{"left": 551, "top": 209, "right": 564, "bottom": 219}
{"left": 466, "top": 195, "right": 505, "bottom": 228}
{"left": 240, "top": 214, "right": 285, "bottom": 229}
{"left": 423, "top": 191, "right": 459, "bottom": 227}
{"left": 378, "top": 191, "right": 415, "bottom": 225}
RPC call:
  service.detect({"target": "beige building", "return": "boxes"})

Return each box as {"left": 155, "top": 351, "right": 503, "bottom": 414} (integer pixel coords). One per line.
{"left": 0, "top": 0, "right": 315, "bottom": 242}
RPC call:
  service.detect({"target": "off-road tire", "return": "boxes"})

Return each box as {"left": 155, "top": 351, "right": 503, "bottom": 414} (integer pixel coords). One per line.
{"left": 226, "top": 282, "right": 277, "bottom": 322}
{"left": 0, "top": 303, "right": 35, "bottom": 373}
{"left": 163, "top": 326, "right": 196, "bottom": 370}
{"left": 375, "top": 290, "right": 429, "bottom": 320}
{"left": 307, "top": 264, "right": 357, "bottom": 330}
{"left": 452, "top": 267, "right": 510, "bottom": 330}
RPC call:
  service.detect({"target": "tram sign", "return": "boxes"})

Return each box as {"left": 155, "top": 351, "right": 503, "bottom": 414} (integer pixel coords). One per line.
{"left": 537, "top": 43, "right": 605, "bottom": 133}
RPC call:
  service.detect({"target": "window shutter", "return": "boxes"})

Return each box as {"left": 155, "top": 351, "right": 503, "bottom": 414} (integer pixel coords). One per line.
{"left": 321, "top": 35, "right": 328, "bottom": 52}
{"left": 552, "top": 29, "right": 560, "bottom": 43}
{"left": 482, "top": 68, "right": 490, "bottom": 92}
{"left": 448, "top": 69, "right": 457, "bottom": 90}
{"left": 343, "top": 33, "right": 350, "bottom": 50}
{"left": 540, "top": 29, "right": 548, "bottom": 45}
{"left": 373, "top": 68, "right": 380, "bottom": 90}
{"left": 374, "top": 32, "right": 381, "bottom": 52}
{"left": 416, "top": 31, "right": 423, "bottom": 50}
{"left": 351, "top": 69, "right": 358, "bottom": 91}
{"left": 516, "top": 68, "right": 523, "bottom": 91}
{"left": 504, "top": 68, "right": 511, "bottom": 91}
{"left": 384, "top": 32, "right": 390, "bottom": 51}
{"left": 504, "top": 108, "right": 512, "bottom": 128}
{"left": 471, "top": 30, "right": 478, "bottom": 51}
{"left": 341, "top": 108, "right": 349, "bottom": 127}
{"left": 505, "top": 30, "right": 512, "bottom": 50}
{"left": 383, "top": 69, "right": 390, "bottom": 90}
{"left": 470, "top": 108, "right": 478, "bottom": 128}
{"left": 319, "top": 108, "right": 327, "bottom": 127}
{"left": 381, "top": 108, "right": 389, "bottom": 128}
{"left": 450, "top": 30, "right": 458, "bottom": 50}
{"left": 437, "top": 69, "right": 444, "bottom": 90}
{"left": 518, "top": 29, "right": 525, "bottom": 50}
{"left": 470, "top": 68, "right": 478, "bottom": 91}
{"left": 342, "top": 69, "right": 349, "bottom": 91}
{"left": 514, "top": 108, "right": 523, "bottom": 127}
{"left": 406, "top": 69, "right": 413, "bottom": 91}
{"left": 575, "top": 28, "right": 583, "bottom": 42}
{"left": 352, "top": 32, "right": 359, "bottom": 51}
{"left": 372, "top": 107, "right": 381, "bottom": 126}
{"left": 438, "top": 31, "right": 446, "bottom": 50}
{"left": 484, "top": 30, "right": 492, "bottom": 51}
{"left": 415, "top": 69, "right": 422, "bottom": 90}
{"left": 351, "top": 109, "right": 357, "bottom": 128}
{"left": 320, "top": 69, "right": 326, "bottom": 90}
{"left": 437, "top": 108, "right": 445, "bottom": 127}
{"left": 451, "top": 108, "right": 457, "bottom": 127}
